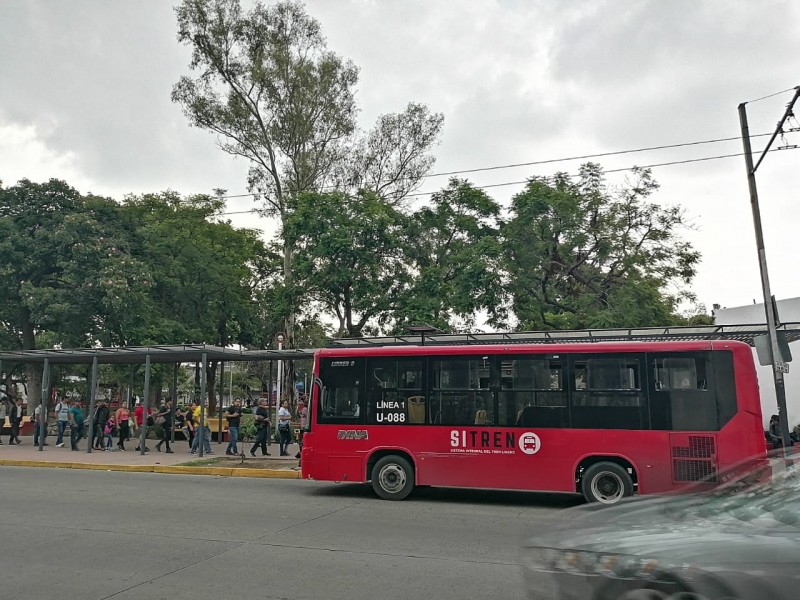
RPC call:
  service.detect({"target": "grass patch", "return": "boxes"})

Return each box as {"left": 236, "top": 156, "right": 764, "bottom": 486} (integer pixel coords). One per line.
{"left": 177, "top": 456, "right": 298, "bottom": 470}
{"left": 179, "top": 456, "right": 228, "bottom": 467}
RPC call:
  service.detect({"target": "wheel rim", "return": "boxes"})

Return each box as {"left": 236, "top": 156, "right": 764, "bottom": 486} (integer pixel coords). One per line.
{"left": 378, "top": 463, "right": 407, "bottom": 494}
{"left": 591, "top": 471, "right": 624, "bottom": 504}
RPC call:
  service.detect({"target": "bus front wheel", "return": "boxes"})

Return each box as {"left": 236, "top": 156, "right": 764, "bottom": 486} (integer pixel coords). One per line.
{"left": 371, "top": 455, "right": 415, "bottom": 500}
{"left": 581, "top": 462, "right": 633, "bottom": 504}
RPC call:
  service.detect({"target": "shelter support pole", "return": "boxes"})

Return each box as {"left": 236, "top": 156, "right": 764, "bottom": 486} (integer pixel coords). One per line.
{"left": 86, "top": 357, "right": 98, "bottom": 454}
{"left": 269, "top": 360, "right": 274, "bottom": 434}
{"left": 199, "top": 352, "right": 207, "bottom": 458}
{"left": 38, "top": 358, "right": 50, "bottom": 451}
{"left": 127, "top": 364, "right": 135, "bottom": 409}
{"left": 171, "top": 363, "right": 178, "bottom": 444}
{"left": 217, "top": 361, "right": 224, "bottom": 444}
{"left": 138, "top": 355, "right": 151, "bottom": 456}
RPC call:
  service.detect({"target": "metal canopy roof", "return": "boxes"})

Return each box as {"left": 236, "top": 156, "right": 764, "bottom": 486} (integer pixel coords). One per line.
{"left": 0, "top": 344, "right": 314, "bottom": 365}
{"left": 1, "top": 322, "right": 798, "bottom": 365}
{"left": 326, "top": 322, "right": 800, "bottom": 348}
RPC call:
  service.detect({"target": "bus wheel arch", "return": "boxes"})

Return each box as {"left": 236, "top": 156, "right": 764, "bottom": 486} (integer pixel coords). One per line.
{"left": 367, "top": 450, "right": 416, "bottom": 500}
{"left": 576, "top": 456, "right": 637, "bottom": 504}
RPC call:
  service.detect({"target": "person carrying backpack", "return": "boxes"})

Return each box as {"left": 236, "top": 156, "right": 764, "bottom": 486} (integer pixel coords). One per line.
{"left": 55, "top": 398, "right": 71, "bottom": 447}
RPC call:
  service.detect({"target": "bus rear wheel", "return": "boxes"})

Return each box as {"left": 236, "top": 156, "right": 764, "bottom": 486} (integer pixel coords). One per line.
{"left": 371, "top": 455, "right": 415, "bottom": 500}
{"left": 581, "top": 462, "right": 633, "bottom": 505}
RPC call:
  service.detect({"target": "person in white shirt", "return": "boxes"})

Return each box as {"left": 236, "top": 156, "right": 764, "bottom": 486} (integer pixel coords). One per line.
{"left": 33, "top": 404, "right": 48, "bottom": 446}
{"left": 277, "top": 401, "right": 292, "bottom": 456}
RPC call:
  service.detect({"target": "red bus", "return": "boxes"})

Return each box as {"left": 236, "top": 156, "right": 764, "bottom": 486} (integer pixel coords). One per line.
{"left": 300, "top": 341, "right": 767, "bottom": 503}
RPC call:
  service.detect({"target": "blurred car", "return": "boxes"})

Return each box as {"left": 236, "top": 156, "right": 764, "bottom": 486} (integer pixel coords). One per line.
{"left": 521, "top": 456, "right": 800, "bottom": 600}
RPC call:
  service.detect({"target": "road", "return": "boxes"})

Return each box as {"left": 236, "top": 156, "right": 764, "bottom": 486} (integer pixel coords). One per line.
{"left": 0, "top": 467, "right": 578, "bottom": 600}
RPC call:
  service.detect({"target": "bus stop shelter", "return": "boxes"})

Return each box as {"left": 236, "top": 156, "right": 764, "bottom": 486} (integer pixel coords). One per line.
{"left": 0, "top": 345, "right": 314, "bottom": 458}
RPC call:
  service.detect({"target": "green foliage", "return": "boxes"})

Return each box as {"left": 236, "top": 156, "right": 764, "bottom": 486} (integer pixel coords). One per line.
{"left": 0, "top": 179, "right": 129, "bottom": 349}
{"left": 238, "top": 413, "right": 256, "bottom": 442}
{"left": 285, "top": 190, "right": 407, "bottom": 337}
{"left": 501, "top": 163, "right": 700, "bottom": 329}
{"left": 391, "top": 179, "right": 505, "bottom": 333}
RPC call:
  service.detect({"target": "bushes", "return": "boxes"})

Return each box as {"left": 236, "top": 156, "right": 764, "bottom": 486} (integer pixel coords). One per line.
{"left": 239, "top": 414, "right": 256, "bottom": 442}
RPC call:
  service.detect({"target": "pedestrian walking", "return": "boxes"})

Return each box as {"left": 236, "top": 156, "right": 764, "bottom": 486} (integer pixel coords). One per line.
{"left": 32, "top": 404, "right": 48, "bottom": 446}
{"left": 295, "top": 401, "right": 308, "bottom": 460}
{"left": 0, "top": 398, "right": 6, "bottom": 445}
{"left": 92, "top": 400, "right": 110, "bottom": 450}
{"left": 225, "top": 398, "right": 243, "bottom": 455}
{"left": 154, "top": 400, "right": 174, "bottom": 453}
{"left": 68, "top": 401, "right": 85, "bottom": 451}
{"left": 182, "top": 402, "right": 196, "bottom": 448}
{"left": 54, "top": 397, "right": 70, "bottom": 447}
{"left": 9, "top": 398, "right": 23, "bottom": 444}
{"left": 249, "top": 398, "right": 272, "bottom": 457}
{"left": 115, "top": 403, "right": 131, "bottom": 451}
{"left": 190, "top": 402, "right": 212, "bottom": 455}
{"left": 278, "top": 400, "right": 292, "bottom": 456}
{"left": 134, "top": 403, "right": 153, "bottom": 452}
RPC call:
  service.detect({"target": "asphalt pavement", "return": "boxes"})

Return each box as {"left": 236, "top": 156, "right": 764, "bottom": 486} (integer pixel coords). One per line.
{"left": 0, "top": 467, "right": 577, "bottom": 600}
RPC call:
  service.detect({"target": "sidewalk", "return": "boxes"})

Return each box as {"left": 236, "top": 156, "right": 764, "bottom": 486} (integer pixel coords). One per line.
{"left": 0, "top": 435, "right": 301, "bottom": 479}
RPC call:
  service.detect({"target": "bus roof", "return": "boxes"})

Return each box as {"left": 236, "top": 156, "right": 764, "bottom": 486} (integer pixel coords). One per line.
{"left": 316, "top": 339, "right": 752, "bottom": 358}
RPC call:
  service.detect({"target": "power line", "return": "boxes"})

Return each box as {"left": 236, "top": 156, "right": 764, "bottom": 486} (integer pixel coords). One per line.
{"left": 416, "top": 133, "right": 772, "bottom": 180}
{"left": 214, "top": 146, "right": 798, "bottom": 215}
{"left": 744, "top": 86, "right": 799, "bottom": 104}
{"left": 212, "top": 132, "right": 774, "bottom": 203}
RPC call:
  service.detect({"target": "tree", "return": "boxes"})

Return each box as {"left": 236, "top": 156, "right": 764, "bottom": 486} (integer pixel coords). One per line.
{"left": 173, "top": 0, "right": 359, "bottom": 348}
{"left": 0, "top": 179, "right": 131, "bottom": 408}
{"left": 501, "top": 163, "right": 700, "bottom": 329}
{"left": 333, "top": 102, "right": 444, "bottom": 204}
{"left": 172, "top": 0, "right": 444, "bottom": 354}
{"left": 284, "top": 190, "right": 407, "bottom": 337}
{"left": 392, "top": 179, "right": 505, "bottom": 333}
{"left": 120, "top": 191, "right": 278, "bottom": 412}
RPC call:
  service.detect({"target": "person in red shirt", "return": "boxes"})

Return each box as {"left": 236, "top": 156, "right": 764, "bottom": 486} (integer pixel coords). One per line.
{"left": 134, "top": 403, "right": 153, "bottom": 452}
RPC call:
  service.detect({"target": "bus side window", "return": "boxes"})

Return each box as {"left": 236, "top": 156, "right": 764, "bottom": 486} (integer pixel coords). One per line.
{"left": 497, "top": 357, "right": 566, "bottom": 428}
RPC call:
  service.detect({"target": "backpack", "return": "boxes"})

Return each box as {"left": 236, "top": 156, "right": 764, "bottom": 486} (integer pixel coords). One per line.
{"left": 56, "top": 402, "right": 69, "bottom": 421}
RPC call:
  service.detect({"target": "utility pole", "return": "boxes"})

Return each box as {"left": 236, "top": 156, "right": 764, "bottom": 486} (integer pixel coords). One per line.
{"left": 738, "top": 86, "right": 800, "bottom": 452}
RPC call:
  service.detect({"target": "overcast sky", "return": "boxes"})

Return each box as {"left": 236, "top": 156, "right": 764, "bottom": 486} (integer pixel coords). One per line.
{"left": 2, "top": 0, "right": 799, "bottom": 321}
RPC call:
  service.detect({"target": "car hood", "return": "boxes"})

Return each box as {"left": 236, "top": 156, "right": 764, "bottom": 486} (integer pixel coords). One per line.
{"left": 529, "top": 519, "right": 800, "bottom": 567}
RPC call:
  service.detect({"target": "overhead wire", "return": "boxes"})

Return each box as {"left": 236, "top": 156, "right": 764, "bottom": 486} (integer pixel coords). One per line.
{"left": 744, "top": 86, "right": 799, "bottom": 104}
{"left": 207, "top": 127, "right": 798, "bottom": 216}
{"left": 214, "top": 145, "right": 799, "bottom": 216}
{"left": 212, "top": 132, "right": 773, "bottom": 204}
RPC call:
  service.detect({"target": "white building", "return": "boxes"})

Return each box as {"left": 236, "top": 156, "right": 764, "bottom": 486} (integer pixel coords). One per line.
{"left": 713, "top": 297, "right": 800, "bottom": 429}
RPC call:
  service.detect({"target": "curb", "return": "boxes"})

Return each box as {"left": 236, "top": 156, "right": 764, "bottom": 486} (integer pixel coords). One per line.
{"left": 0, "top": 459, "right": 301, "bottom": 479}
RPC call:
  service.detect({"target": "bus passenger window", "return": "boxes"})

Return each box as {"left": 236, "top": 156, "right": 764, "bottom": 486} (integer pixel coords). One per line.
{"left": 497, "top": 357, "right": 566, "bottom": 428}
{"left": 365, "top": 358, "right": 424, "bottom": 425}
{"left": 431, "top": 358, "right": 492, "bottom": 426}
{"left": 571, "top": 357, "right": 644, "bottom": 429}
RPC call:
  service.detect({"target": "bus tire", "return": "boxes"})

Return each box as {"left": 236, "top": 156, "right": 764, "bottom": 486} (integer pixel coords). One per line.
{"left": 371, "top": 455, "right": 415, "bottom": 500}
{"left": 581, "top": 462, "right": 633, "bottom": 505}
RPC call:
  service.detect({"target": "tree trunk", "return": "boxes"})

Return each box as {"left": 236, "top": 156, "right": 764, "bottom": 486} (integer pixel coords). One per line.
{"left": 20, "top": 310, "right": 44, "bottom": 410}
